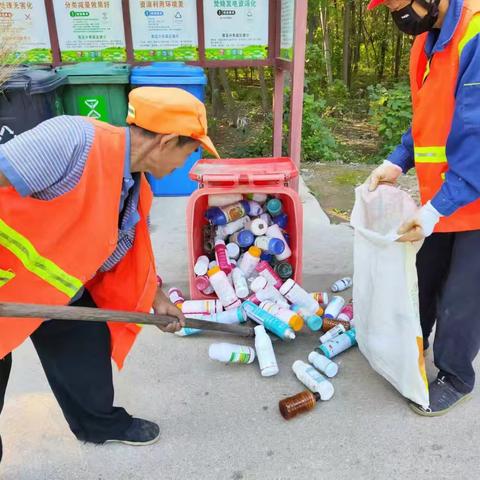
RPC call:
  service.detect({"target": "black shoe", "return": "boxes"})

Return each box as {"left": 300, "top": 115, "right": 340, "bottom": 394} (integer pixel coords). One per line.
{"left": 409, "top": 376, "right": 472, "bottom": 417}
{"left": 105, "top": 418, "right": 160, "bottom": 446}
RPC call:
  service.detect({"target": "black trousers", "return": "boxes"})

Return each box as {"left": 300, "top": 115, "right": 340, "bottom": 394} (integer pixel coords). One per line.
{"left": 0, "top": 291, "right": 132, "bottom": 461}
{"left": 417, "top": 230, "right": 480, "bottom": 393}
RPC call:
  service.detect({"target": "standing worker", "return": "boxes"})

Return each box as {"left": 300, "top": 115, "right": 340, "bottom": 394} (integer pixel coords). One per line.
{"left": 0, "top": 87, "right": 219, "bottom": 459}
{"left": 368, "top": 0, "right": 480, "bottom": 415}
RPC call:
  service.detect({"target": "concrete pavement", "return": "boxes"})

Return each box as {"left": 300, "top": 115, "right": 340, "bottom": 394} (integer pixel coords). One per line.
{"left": 1, "top": 179, "right": 479, "bottom": 480}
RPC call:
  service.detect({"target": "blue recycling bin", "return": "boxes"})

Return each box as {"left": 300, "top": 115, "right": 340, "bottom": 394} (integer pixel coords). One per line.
{"left": 130, "top": 62, "right": 208, "bottom": 196}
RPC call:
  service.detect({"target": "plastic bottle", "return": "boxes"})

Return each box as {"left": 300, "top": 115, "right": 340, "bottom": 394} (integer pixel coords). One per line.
{"left": 252, "top": 278, "right": 289, "bottom": 309}
{"left": 266, "top": 198, "right": 283, "bottom": 217}
{"left": 214, "top": 239, "right": 233, "bottom": 274}
{"left": 308, "top": 351, "right": 339, "bottom": 378}
{"left": 181, "top": 299, "right": 223, "bottom": 315}
{"left": 331, "top": 277, "right": 353, "bottom": 293}
{"left": 254, "top": 325, "right": 279, "bottom": 377}
{"left": 215, "top": 216, "right": 251, "bottom": 239}
{"left": 280, "top": 279, "right": 321, "bottom": 316}
{"left": 208, "top": 343, "right": 255, "bottom": 364}
{"left": 317, "top": 328, "right": 357, "bottom": 359}
{"left": 260, "top": 252, "right": 273, "bottom": 263}
{"left": 292, "top": 360, "right": 334, "bottom": 401}
{"left": 208, "top": 193, "right": 243, "bottom": 208}
{"left": 338, "top": 304, "right": 354, "bottom": 322}
{"left": 230, "top": 230, "right": 255, "bottom": 248}
{"left": 259, "top": 301, "right": 304, "bottom": 331}
{"left": 256, "top": 261, "right": 283, "bottom": 289}
{"left": 322, "top": 318, "right": 351, "bottom": 332}
{"left": 245, "top": 193, "right": 267, "bottom": 203}
{"left": 245, "top": 218, "right": 268, "bottom": 236}
{"left": 274, "top": 261, "right": 293, "bottom": 280}
{"left": 279, "top": 391, "right": 320, "bottom": 420}
{"left": 324, "top": 296, "right": 346, "bottom": 319}
{"left": 208, "top": 266, "right": 239, "bottom": 308}
{"left": 254, "top": 236, "right": 285, "bottom": 256}
{"left": 211, "top": 307, "right": 247, "bottom": 324}
{"left": 232, "top": 267, "right": 249, "bottom": 299}
{"left": 246, "top": 293, "right": 260, "bottom": 305}
{"left": 194, "top": 275, "right": 215, "bottom": 295}
{"left": 306, "top": 315, "right": 323, "bottom": 332}
{"left": 266, "top": 224, "right": 292, "bottom": 261}
{"left": 273, "top": 213, "right": 288, "bottom": 230}
{"left": 168, "top": 287, "right": 184, "bottom": 307}
{"left": 320, "top": 325, "right": 346, "bottom": 344}
{"left": 242, "top": 301, "right": 296, "bottom": 340}
{"left": 246, "top": 201, "right": 264, "bottom": 216}
{"left": 311, "top": 291, "right": 329, "bottom": 307}
{"left": 225, "top": 242, "right": 240, "bottom": 260}
{"left": 206, "top": 200, "right": 250, "bottom": 226}
{"left": 194, "top": 255, "right": 210, "bottom": 276}
{"left": 238, "top": 246, "right": 262, "bottom": 278}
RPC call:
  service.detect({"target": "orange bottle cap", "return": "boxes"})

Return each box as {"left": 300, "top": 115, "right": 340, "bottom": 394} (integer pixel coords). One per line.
{"left": 207, "top": 266, "right": 221, "bottom": 277}
{"left": 289, "top": 314, "right": 304, "bottom": 332}
{"left": 248, "top": 246, "right": 262, "bottom": 257}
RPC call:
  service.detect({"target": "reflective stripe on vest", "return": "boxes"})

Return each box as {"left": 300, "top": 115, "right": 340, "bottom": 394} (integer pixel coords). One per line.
{"left": 414, "top": 146, "right": 447, "bottom": 163}
{"left": 0, "top": 269, "right": 14, "bottom": 287}
{"left": 459, "top": 14, "right": 480, "bottom": 54}
{"left": 0, "top": 219, "right": 83, "bottom": 298}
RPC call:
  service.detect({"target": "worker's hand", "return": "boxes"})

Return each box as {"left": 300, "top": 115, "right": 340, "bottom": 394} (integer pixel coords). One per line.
{"left": 153, "top": 289, "right": 185, "bottom": 333}
{"left": 397, "top": 201, "right": 442, "bottom": 242}
{"left": 368, "top": 161, "right": 403, "bottom": 192}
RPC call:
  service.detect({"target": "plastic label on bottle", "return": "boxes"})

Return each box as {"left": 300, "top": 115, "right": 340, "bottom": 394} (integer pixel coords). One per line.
{"left": 229, "top": 351, "right": 253, "bottom": 364}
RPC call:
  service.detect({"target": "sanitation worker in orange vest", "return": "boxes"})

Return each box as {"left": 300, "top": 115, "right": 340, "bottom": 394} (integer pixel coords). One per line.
{"left": 0, "top": 86, "right": 219, "bottom": 458}
{"left": 368, "top": 0, "right": 480, "bottom": 415}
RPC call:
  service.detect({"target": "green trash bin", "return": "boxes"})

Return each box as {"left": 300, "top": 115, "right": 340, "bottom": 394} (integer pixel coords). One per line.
{"left": 55, "top": 63, "right": 130, "bottom": 126}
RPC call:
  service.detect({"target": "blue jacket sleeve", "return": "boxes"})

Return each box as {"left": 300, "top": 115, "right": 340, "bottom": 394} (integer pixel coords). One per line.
{"left": 431, "top": 33, "right": 480, "bottom": 216}
{"left": 387, "top": 127, "right": 415, "bottom": 173}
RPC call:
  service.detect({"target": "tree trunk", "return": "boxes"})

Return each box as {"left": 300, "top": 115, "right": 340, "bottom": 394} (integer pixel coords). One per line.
{"left": 377, "top": 9, "right": 390, "bottom": 81}
{"left": 394, "top": 30, "right": 403, "bottom": 80}
{"left": 258, "top": 67, "right": 269, "bottom": 114}
{"left": 208, "top": 68, "right": 222, "bottom": 118}
{"left": 342, "top": 0, "right": 352, "bottom": 88}
{"left": 353, "top": 0, "right": 363, "bottom": 74}
{"left": 307, "top": 0, "right": 320, "bottom": 43}
{"left": 218, "top": 68, "right": 237, "bottom": 124}
{"left": 320, "top": 0, "right": 333, "bottom": 84}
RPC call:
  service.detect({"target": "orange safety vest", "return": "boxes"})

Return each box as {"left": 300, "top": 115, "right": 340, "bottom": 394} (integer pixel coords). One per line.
{"left": 410, "top": 0, "right": 480, "bottom": 232}
{"left": 0, "top": 119, "right": 158, "bottom": 369}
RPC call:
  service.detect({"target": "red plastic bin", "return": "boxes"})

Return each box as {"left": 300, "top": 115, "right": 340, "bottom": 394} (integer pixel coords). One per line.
{"left": 187, "top": 157, "right": 303, "bottom": 300}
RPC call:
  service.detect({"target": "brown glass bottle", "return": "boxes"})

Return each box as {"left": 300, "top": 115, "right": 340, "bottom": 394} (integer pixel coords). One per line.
{"left": 322, "top": 318, "right": 351, "bottom": 332}
{"left": 279, "top": 390, "right": 321, "bottom": 420}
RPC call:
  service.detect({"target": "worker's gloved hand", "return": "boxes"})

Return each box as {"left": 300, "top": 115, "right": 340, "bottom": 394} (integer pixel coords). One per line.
{"left": 153, "top": 289, "right": 185, "bottom": 333}
{"left": 368, "top": 160, "right": 403, "bottom": 192}
{"left": 397, "top": 201, "right": 442, "bottom": 242}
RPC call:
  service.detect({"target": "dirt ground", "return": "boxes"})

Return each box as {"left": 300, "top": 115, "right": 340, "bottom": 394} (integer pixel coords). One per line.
{"left": 301, "top": 162, "right": 420, "bottom": 223}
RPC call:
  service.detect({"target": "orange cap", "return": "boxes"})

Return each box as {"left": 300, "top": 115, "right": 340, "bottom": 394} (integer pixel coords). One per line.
{"left": 126, "top": 87, "right": 220, "bottom": 158}
{"left": 289, "top": 314, "right": 304, "bottom": 332}
{"left": 207, "top": 266, "right": 221, "bottom": 277}
{"left": 248, "top": 246, "right": 262, "bottom": 258}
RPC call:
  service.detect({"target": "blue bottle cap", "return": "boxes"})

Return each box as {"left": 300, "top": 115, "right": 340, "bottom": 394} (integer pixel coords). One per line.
{"left": 283, "top": 233, "right": 291, "bottom": 246}
{"left": 260, "top": 252, "right": 273, "bottom": 262}
{"left": 240, "top": 200, "right": 251, "bottom": 215}
{"left": 267, "top": 198, "right": 283, "bottom": 217}
{"left": 268, "top": 238, "right": 285, "bottom": 255}
{"left": 307, "top": 315, "right": 323, "bottom": 332}
{"left": 273, "top": 213, "right": 288, "bottom": 229}
{"left": 237, "top": 230, "right": 254, "bottom": 248}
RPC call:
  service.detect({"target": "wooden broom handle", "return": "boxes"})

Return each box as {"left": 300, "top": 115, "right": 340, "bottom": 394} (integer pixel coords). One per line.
{"left": 0, "top": 302, "right": 255, "bottom": 338}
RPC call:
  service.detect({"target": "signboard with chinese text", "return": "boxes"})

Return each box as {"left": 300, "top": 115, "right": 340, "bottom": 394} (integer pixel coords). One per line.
{"left": 279, "top": 0, "right": 293, "bottom": 60}
{"left": 203, "top": 0, "right": 269, "bottom": 60}
{"left": 129, "top": 0, "right": 198, "bottom": 61}
{"left": 53, "top": 0, "right": 127, "bottom": 62}
{"left": 0, "top": 0, "right": 52, "bottom": 63}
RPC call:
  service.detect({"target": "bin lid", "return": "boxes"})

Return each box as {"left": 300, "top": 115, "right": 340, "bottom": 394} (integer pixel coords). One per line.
{"left": 1, "top": 66, "right": 66, "bottom": 94}
{"left": 130, "top": 62, "right": 207, "bottom": 85}
{"left": 189, "top": 157, "right": 299, "bottom": 186}
{"left": 55, "top": 63, "right": 130, "bottom": 84}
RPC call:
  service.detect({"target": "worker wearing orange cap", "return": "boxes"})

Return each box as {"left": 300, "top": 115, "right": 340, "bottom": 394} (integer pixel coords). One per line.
{"left": 0, "top": 87, "right": 219, "bottom": 458}
{"left": 368, "top": 0, "right": 480, "bottom": 416}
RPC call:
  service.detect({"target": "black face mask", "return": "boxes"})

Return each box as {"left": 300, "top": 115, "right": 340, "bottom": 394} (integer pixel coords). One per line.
{"left": 391, "top": 0, "right": 440, "bottom": 36}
